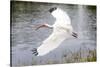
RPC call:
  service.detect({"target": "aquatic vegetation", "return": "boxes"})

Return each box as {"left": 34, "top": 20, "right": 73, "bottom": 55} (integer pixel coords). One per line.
{"left": 32, "top": 48, "right": 96, "bottom": 65}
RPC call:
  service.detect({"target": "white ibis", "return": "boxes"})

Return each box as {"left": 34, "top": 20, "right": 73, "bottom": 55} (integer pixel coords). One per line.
{"left": 32, "top": 7, "right": 78, "bottom": 56}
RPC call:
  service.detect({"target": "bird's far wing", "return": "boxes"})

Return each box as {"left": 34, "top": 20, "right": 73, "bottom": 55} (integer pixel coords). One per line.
{"left": 60, "top": 10, "right": 71, "bottom": 25}
{"left": 53, "top": 8, "right": 71, "bottom": 27}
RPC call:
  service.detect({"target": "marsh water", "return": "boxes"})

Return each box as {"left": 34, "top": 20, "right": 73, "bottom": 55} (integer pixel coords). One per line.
{"left": 11, "top": 1, "right": 96, "bottom": 66}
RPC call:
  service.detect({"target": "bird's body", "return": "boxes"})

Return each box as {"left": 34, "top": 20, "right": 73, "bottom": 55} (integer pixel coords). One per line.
{"left": 32, "top": 7, "right": 77, "bottom": 56}
{"left": 37, "top": 26, "right": 70, "bottom": 56}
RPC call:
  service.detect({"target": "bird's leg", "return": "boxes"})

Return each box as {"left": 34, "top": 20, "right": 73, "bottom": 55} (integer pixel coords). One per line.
{"left": 72, "top": 32, "right": 78, "bottom": 38}
{"left": 35, "top": 23, "right": 53, "bottom": 30}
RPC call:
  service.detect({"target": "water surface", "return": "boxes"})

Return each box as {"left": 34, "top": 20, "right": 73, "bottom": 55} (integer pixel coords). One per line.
{"left": 11, "top": 1, "right": 96, "bottom": 66}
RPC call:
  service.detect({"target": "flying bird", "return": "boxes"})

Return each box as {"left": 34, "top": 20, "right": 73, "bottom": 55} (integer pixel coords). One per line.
{"left": 32, "top": 7, "right": 78, "bottom": 56}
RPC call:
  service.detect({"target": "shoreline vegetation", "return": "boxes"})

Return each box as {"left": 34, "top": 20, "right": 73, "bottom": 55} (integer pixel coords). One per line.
{"left": 32, "top": 48, "right": 96, "bottom": 65}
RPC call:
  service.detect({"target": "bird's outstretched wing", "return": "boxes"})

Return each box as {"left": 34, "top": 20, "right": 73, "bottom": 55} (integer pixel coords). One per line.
{"left": 51, "top": 8, "right": 71, "bottom": 27}
{"left": 35, "top": 28, "right": 70, "bottom": 56}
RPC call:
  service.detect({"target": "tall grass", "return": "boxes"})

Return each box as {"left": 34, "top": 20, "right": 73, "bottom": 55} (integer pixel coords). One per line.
{"left": 32, "top": 48, "right": 96, "bottom": 65}
{"left": 62, "top": 48, "right": 96, "bottom": 63}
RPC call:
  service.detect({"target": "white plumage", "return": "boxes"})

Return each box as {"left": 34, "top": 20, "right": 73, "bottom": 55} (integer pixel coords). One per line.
{"left": 32, "top": 7, "right": 77, "bottom": 56}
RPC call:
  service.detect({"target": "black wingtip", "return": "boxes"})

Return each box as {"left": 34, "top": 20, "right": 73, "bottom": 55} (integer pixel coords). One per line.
{"left": 31, "top": 48, "right": 38, "bottom": 56}
{"left": 49, "top": 7, "right": 57, "bottom": 13}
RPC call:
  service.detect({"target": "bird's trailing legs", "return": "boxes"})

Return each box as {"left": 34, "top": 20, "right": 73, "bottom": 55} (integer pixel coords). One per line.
{"left": 72, "top": 32, "right": 78, "bottom": 38}
{"left": 35, "top": 23, "right": 53, "bottom": 30}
